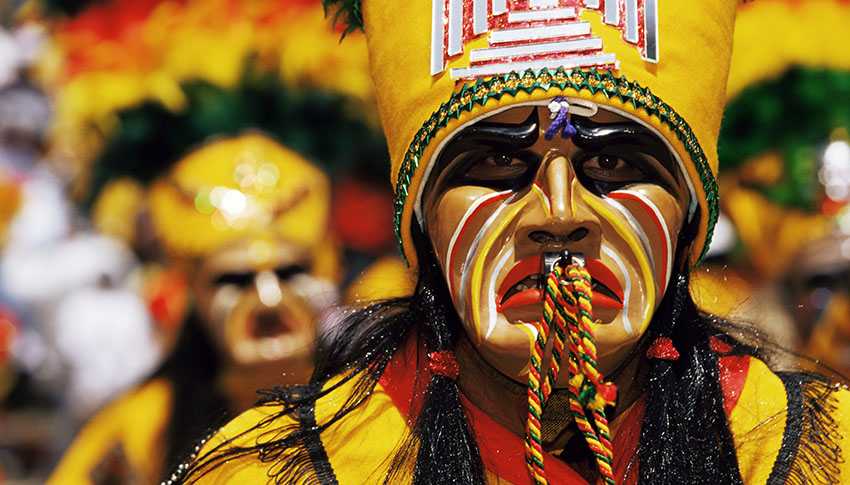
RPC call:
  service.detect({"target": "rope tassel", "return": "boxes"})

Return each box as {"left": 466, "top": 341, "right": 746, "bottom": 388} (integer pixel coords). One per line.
{"left": 544, "top": 96, "right": 577, "bottom": 140}
{"left": 524, "top": 252, "right": 618, "bottom": 485}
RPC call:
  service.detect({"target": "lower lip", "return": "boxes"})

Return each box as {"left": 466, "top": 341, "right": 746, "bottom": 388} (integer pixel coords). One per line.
{"left": 498, "top": 287, "right": 624, "bottom": 312}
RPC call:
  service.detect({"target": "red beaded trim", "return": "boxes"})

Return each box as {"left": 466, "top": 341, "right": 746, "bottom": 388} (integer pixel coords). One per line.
{"left": 427, "top": 351, "right": 460, "bottom": 379}
{"left": 646, "top": 337, "right": 680, "bottom": 360}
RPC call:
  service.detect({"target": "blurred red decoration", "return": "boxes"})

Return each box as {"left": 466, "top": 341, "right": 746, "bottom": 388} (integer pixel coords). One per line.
{"left": 58, "top": 0, "right": 170, "bottom": 78}
{"left": 144, "top": 268, "right": 189, "bottom": 330}
{"left": 821, "top": 197, "right": 848, "bottom": 217}
{"left": 0, "top": 304, "right": 20, "bottom": 364}
{"left": 332, "top": 177, "right": 395, "bottom": 254}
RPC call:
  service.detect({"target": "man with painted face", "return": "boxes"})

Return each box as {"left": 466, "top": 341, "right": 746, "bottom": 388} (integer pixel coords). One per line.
{"left": 49, "top": 132, "right": 343, "bottom": 485}
{"left": 180, "top": 2, "right": 850, "bottom": 484}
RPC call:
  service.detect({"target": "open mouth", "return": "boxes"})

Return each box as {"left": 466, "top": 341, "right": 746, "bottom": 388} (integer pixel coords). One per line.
{"left": 247, "top": 308, "right": 293, "bottom": 339}
{"left": 227, "top": 304, "right": 310, "bottom": 364}
{"left": 496, "top": 254, "right": 624, "bottom": 312}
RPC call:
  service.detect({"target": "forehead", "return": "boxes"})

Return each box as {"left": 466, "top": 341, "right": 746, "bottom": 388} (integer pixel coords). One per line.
{"left": 197, "top": 238, "right": 313, "bottom": 277}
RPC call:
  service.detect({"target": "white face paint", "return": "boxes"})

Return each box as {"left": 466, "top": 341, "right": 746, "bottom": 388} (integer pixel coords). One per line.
{"left": 421, "top": 104, "right": 690, "bottom": 381}
{"left": 192, "top": 239, "right": 335, "bottom": 368}
{"left": 255, "top": 270, "right": 283, "bottom": 307}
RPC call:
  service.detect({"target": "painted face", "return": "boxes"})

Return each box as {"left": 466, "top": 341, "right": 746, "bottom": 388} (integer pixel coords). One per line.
{"left": 191, "top": 238, "right": 338, "bottom": 370}
{"left": 421, "top": 103, "right": 691, "bottom": 382}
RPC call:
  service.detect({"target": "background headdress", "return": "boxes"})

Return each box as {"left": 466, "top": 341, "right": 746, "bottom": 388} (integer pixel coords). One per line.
{"left": 37, "top": 0, "right": 388, "bottom": 260}
{"left": 717, "top": 0, "right": 850, "bottom": 279}
{"left": 326, "top": 0, "right": 739, "bottom": 269}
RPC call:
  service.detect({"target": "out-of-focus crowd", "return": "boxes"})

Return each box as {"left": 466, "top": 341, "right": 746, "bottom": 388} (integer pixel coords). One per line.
{"left": 0, "top": 0, "right": 848, "bottom": 483}
{"left": 0, "top": 1, "right": 415, "bottom": 482}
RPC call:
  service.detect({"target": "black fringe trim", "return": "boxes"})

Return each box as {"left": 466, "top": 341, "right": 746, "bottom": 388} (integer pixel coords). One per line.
{"left": 297, "top": 401, "right": 338, "bottom": 485}
{"left": 767, "top": 372, "right": 843, "bottom": 485}
{"left": 251, "top": 390, "right": 340, "bottom": 485}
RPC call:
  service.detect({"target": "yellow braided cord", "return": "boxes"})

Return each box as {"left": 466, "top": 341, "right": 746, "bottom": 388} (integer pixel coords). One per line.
{"left": 568, "top": 265, "right": 617, "bottom": 484}
{"left": 525, "top": 283, "right": 551, "bottom": 485}
{"left": 523, "top": 263, "right": 618, "bottom": 485}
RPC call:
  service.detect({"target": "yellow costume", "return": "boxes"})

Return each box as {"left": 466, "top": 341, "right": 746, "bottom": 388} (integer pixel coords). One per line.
{"left": 49, "top": 380, "right": 173, "bottom": 484}
{"left": 49, "top": 133, "right": 340, "bottom": 484}
{"left": 711, "top": 0, "right": 850, "bottom": 373}
{"left": 189, "top": 336, "right": 850, "bottom": 484}
{"left": 172, "top": 1, "right": 850, "bottom": 484}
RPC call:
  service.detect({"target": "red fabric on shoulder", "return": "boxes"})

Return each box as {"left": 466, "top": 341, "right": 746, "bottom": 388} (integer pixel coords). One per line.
{"left": 379, "top": 336, "right": 644, "bottom": 484}
{"left": 709, "top": 337, "right": 751, "bottom": 416}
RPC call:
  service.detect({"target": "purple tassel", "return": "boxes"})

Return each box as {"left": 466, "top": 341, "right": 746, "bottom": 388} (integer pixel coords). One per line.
{"left": 544, "top": 96, "right": 577, "bottom": 140}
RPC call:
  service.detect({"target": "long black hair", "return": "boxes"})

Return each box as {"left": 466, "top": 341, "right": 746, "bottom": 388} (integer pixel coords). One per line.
{"left": 153, "top": 312, "right": 230, "bottom": 482}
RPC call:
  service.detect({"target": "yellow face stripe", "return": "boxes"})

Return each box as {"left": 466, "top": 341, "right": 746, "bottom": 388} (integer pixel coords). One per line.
{"left": 581, "top": 194, "right": 656, "bottom": 332}
{"left": 570, "top": 176, "right": 578, "bottom": 215}
{"left": 531, "top": 183, "right": 551, "bottom": 217}
{"left": 471, "top": 201, "right": 528, "bottom": 339}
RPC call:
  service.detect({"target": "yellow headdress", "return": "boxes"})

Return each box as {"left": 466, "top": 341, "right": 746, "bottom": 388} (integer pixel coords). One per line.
{"left": 727, "top": 0, "right": 850, "bottom": 101}
{"left": 39, "top": 0, "right": 375, "bottom": 186}
{"left": 147, "top": 134, "right": 332, "bottom": 260}
{"left": 45, "top": 0, "right": 381, "bottom": 274}
{"left": 718, "top": 0, "right": 850, "bottom": 279}
{"left": 345, "top": 1, "right": 739, "bottom": 269}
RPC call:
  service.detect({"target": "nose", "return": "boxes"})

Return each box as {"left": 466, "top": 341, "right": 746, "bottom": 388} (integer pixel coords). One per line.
{"left": 255, "top": 270, "right": 283, "bottom": 307}
{"left": 516, "top": 153, "right": 602, "bottom": 254}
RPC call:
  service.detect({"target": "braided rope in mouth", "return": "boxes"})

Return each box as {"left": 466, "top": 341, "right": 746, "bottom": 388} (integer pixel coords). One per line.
{"left": 524, "top": 263, "right": 617, "bottom": 485}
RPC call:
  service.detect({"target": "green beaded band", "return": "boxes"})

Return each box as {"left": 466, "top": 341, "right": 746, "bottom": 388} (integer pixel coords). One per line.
{"left": 393, "top": 67, "right": 719, "bottom": 264}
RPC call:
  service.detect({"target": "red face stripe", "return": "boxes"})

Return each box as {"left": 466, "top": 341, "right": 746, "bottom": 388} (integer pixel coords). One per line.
{"left": 446, "top": 191, "right": 512, "bottom": 298}
{"left": 608, "top": 191, "right": 671, "bottom": 296}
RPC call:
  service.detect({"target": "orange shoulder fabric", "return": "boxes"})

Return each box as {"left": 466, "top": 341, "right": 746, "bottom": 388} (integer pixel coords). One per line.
{"left": 378, "top": 337, "right": 644, "bottom": 484}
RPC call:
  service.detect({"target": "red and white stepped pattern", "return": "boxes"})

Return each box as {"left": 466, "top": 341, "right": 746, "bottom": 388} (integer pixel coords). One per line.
{"left": 430, "top": 0, "right": 658, "bottom": 79}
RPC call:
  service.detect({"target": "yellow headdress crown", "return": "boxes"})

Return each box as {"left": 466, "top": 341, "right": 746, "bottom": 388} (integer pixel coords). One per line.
{"left": 148, "top": 134, "right": 331, "bottom": 258}
{"left": 356, "top": 0, "right": 738, "bottom": 268}
{"left": 728, "top": 0, "right": 850, "bottom": 101}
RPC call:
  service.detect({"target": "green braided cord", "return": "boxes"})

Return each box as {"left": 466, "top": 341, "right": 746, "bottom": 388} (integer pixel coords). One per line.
{"left": 569, "top": 266, "right": 616, "bottom": 483}
{"left": 542, "top": 278, "right": 570, "bottom": 391}
{"left": 595, "top": 411, "right": 613, "bottom": 443}
{"left": 554, "top": 279, "right": 609, "bottom": 472}
{"left": 394, "top": 67, "right": 718, "bottom": 264}
{"left": 550, "top": 271, "right": 585, "bottom": 411}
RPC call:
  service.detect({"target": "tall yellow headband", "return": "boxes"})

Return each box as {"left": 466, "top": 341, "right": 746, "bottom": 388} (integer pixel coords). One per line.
{"left": 360, "top": 1, "right": 738, "bottom": 269}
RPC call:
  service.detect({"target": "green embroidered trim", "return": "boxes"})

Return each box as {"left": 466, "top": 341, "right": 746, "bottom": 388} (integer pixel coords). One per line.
{"left": 393, "top": 67, "right": 718, "bottom": 264}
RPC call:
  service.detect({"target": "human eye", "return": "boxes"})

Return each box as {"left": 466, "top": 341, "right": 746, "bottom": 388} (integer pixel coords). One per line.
{"left": 573, "top": 149, "right": 671, "bottom": 195}
{"left": 443, "top": 148, "right": 541, "bottom": 191}
{"left": 274, "top": 264, "right": 308, "bottom": 281}
{"left": 466, "top": 152, "right": 534, "bottom": 181}
{"left": 578, "top": 154, "right": 646, "bottom": 183}
{"left": 212, "top": 271, "right": 254, "bottom": 288}
{"left": 570, "top": 116, "right": 681, "bottom": 196}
